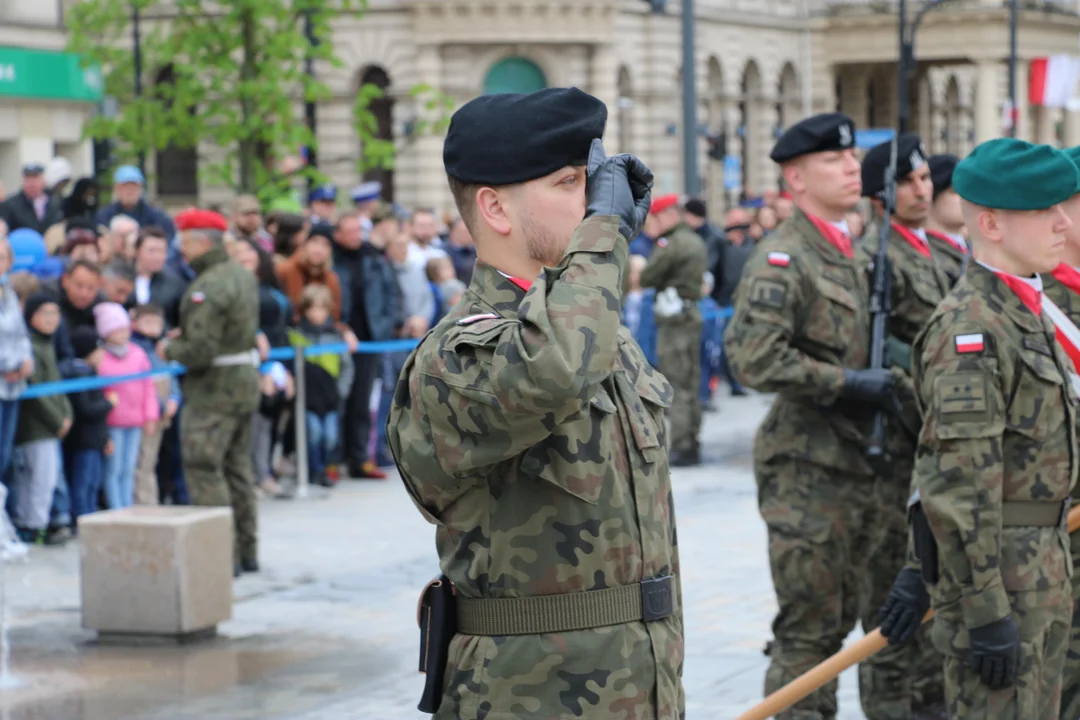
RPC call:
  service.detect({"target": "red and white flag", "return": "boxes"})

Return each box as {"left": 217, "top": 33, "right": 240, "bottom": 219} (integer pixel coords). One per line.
{"left": 1043, "top": 295, "right": 1080, "bottom": 398}
{"left": 1029, "top": 56, "right": 1080, "bottom": 108}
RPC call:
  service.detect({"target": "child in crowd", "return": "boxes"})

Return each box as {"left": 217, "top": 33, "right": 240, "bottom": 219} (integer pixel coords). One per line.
{"left": 288, "top": 285, "right": 353, "bottom": 488}
{"left": 130, "top": 303, "right": 180, "bottom": 506}
{"left": 64, "top": 326, "right": 115, "bottom": 520}
{"left": 95, "top": 302, "right": 159, "bottom": 509}
{"left": 12, "top": 294, "right": 72, "bottom": 542}
{"left": 253, "top": 361, "right": 291, "bottom": 497}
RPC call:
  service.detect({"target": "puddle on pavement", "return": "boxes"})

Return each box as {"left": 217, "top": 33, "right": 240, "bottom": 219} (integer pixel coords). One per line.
{"left": 0, "top": 629, "right": 387, "bottom": 720}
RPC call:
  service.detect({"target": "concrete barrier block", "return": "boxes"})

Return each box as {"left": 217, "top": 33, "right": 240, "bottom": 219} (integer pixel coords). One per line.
{"left": 79, "top": 506, "right": 233, "bottom": 637}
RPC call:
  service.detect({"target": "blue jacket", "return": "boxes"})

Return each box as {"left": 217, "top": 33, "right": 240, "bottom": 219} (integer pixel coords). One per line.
{"left": 96, "top": 199, "right": 177, "bottom": 241}
{"left": 332, "top": 243, "right": 400, "bottom": 343}
{"left": 623, "top": 289, "right": 657, "bottom": 367}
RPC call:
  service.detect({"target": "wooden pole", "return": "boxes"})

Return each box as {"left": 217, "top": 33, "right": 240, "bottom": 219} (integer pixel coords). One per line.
{"left": 734, "top": 505, "right": 1080, "bottom": 720}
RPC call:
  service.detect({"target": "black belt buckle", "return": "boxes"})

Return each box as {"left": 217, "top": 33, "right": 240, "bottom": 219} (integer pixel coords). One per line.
{"left": 641, "top": 575, "right": 674, "bottom": 622}
{"left": 1062, "top": 498, "right": 1072, "bottom": 529}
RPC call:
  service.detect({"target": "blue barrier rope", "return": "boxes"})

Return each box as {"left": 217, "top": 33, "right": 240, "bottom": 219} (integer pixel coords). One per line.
{"left": 18, "top": 308, "right": 734, "bottom": 400}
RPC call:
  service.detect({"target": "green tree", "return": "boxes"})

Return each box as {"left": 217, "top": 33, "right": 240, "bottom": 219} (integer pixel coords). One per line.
{"left": 67, "top": 0, "right": 404, "bottom": 201}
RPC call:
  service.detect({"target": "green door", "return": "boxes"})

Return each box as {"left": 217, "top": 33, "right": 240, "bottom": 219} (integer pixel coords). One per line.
{"left": 483, "top": 57, "right": 547, "bottom": 95}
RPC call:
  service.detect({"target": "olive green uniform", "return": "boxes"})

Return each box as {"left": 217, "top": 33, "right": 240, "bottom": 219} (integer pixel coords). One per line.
{"left": 166, "top": 245, "right": 261, "bottom": 566}
{"left": 640, "top": 221, "right": 708, "bottom": 458}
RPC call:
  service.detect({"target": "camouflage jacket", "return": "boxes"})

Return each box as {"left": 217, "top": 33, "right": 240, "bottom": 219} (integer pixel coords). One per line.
{"left": 165, "top": 245, "right": 260, "bottom": 415}
{"left": 926, "top": 230, "right": 968, "bottom": 288}
{"left": 726, "top": 208, "right": 875, "bottom": 476}
{"left": 912, "top": 262, "right": 1076, "bottom": 630}
{"left": 640, "top": 222, "right": 708, "bottom": 306}
{"left": 387, "top": 215, "right": 684, "bottom": 720}
{"left": 1042, "top": 267, "right": 1080, "bottom": 502}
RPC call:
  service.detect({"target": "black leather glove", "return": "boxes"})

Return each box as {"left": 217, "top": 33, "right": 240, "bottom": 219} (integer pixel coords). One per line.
{"left": 842, "top": 368, "right": 898, "bottom": 409}
{"left": 585, "top": 138, "right": 653, "bottom": 242}
{"left": 968, "top": 616, "right": 1020, "bottom": 690}
{"left": 878, "top": 568, "right": 930, "bottom": 646}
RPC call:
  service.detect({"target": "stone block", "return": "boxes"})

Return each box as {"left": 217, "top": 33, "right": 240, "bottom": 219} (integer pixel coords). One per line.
{"left": 79, "top": 506, "right": 233, "bottom": 637}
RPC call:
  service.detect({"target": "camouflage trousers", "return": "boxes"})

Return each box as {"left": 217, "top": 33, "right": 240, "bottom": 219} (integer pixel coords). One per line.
{"left": 1057, "top": 534, "right": 1080, "bottom": 720}
{"left": 757, "top": 455, "right": 885, "bottom": 720}
{"left": 656, "top": 314, "right": 702, "bottom": 454}
{"left": 181, "top": 409, "right": 258, "bottom": 564}
{"left": 931, "top": 580, "right": 1071, "bottom": 720}
{"left": 858, "top": 474, "right": 945, "bottom": 720}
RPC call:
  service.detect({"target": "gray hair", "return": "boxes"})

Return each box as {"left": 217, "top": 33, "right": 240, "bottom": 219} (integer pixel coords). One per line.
{"left": 109, "top": 214, "right": 140, "bottom": 232}
{"left": 102, "top": 260, "right": 136, "bottom": 283}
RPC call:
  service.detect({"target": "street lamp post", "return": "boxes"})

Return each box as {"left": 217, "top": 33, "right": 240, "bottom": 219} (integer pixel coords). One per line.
{"left": 132, "top": 3, "right": 145, "bottom": 174}
{"left": 897, "top": 0, "right": 959, "bottom": 134}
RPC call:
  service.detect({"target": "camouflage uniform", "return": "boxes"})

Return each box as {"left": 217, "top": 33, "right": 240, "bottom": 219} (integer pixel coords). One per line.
{"left": 926, "top": 231, "right": 968, "bottom": 288}
{"left": 387, "top": 215, "right": 684, "bottom": 719}
{"left": 166, "top": 244, "right": 261, "bottom": 566}
{"left": 640, "top": 222, "right": 708, "bottom": 461}
{"left": 726, "top": 208, "right": 885, "bottom": 719}
{"left": 912, "top": 262, "right": 1076, "bottom": 719}
{"left": 1042, "top": 269, "right": 1080, "bottom": 720}
{"left": 856, "top": 224, "right": 948, "bottom": 719}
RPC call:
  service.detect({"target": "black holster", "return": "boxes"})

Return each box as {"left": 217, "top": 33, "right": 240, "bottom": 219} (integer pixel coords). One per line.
{"left": 909, "top": 499, "right": 939, "bottom": 584}
{"left": 417, "top": 575, "right": 456, "bottom": 714}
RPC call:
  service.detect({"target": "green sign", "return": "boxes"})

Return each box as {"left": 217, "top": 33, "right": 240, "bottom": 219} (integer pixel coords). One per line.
{"left": 0, "top": 46, "right": 102, "bottom": 102}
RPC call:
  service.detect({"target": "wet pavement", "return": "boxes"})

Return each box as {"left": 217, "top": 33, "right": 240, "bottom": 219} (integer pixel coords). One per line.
{"left": 0, "top": 393, "right": 867, "bottom": 719}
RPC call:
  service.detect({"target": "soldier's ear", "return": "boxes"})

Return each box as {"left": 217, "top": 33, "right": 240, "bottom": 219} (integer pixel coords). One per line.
{"left": 474, "top": 186, "right": 513, "bottom": 238}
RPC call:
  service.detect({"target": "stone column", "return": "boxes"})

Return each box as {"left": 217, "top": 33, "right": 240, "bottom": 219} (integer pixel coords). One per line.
{"left": 706, "top": 96, "right": 725, "bottom": 215}
{"left": 757, "top": 98, "right": 780, "bottom": 196}
{"left": 973, "top": 60, "right": 1001, "bottom": 144}
{"left": 413, "top": 44, "right": 447, "bottom": 213}
{"left": 1063, "top": 108, "right": 1080, "bottom": 147}
{"left": 1015, "top": 59, "right": 1030, "bottom": 141}
{"left": 1035, "top": 106, "right": 1058, "bottom": 146}
{"left": 590, "top": 43, "right": 619, "bottom": 154}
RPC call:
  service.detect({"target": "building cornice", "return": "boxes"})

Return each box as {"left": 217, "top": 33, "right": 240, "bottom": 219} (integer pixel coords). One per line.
{"left": 410, "top": 0, "right": 617, "bottom": 45}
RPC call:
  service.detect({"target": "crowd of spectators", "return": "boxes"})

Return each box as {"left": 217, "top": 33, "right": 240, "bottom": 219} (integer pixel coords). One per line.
{"left": 0, "top": 155, "right": 788, "bottom": 548}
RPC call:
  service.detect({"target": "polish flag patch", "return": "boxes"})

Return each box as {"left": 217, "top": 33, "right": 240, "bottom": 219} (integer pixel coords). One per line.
{"left": 955, "top": 333, "right": 985, "bottom": 353}
{"left": 767, "top": 252, "right": 791, "bottom": 267}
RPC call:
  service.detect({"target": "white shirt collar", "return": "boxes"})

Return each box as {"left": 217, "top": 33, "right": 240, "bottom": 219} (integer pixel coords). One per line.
{"left": 976, "top": 260, "right": 1043, "bottom": 293}
{"left": 911, "top": 227, "right": 927, "bottom": 243}
{"left": 947, "top": 232, "right": 967, "bottom": 249}
{"left": 829, "top": 219, "right": 850, "bottom": 236}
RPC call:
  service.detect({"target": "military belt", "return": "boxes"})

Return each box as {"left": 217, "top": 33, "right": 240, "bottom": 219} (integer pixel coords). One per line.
{"left": 1001, "top": 499, "right": 1070, "bottom": 528}
{"left": 456, "top": 575, "right": 676, "bottom": 636}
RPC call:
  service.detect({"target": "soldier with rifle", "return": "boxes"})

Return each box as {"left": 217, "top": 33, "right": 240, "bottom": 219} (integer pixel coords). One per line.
{"left": 726, "top": 113, "right": 902, "bottom": 719}
{"left": 855, "top": 133, "right": 948, "bottom": 720}
{"left": 879, "top": 138, "right": 1079, "bottom": 718}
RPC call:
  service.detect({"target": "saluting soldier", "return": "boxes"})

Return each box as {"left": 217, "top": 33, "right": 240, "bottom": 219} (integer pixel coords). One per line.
{"left": 880, "top": 138, "right": 1079, "bottom": 718}
{"left": 924, "top": 154, "right": 969, "bottom": 287}
{"left": 1044, "top": 145, "right": 1080, "bottom": 720}
{"left": 640, "top": 194, "right": 709, "bottom": 466}
{"left": 856, "top": 134, "right": 948, "bottom": 720}
{"left": 725, "top": 113, "right": 900, "bottom": 718}
{"left": 386, "top": 88, "right": 684, "bottom": 719}
{"left": 161, "top": 209, "right": 261, "bottom": 577}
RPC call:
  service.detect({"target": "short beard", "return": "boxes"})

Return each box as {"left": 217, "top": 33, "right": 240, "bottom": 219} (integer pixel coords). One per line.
{"left": 521, "top": 209, "right": 566, "bottom": 267}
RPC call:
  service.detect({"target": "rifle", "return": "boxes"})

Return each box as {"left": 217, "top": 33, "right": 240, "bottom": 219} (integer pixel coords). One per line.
{"left": 865, "top": 133, "right": 899, "bottom": 467}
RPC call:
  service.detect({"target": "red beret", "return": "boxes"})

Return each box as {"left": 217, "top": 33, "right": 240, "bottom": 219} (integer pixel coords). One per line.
{"left": 649, "top": 194, "right": 680, "bottom": 215}
{"left": 175, "top": 209, "right": 229, "bottom": 232}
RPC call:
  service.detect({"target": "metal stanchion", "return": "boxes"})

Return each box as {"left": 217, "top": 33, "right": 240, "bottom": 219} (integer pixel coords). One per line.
{"left": 293, "top": 347, "right": 310, "bottom": 499}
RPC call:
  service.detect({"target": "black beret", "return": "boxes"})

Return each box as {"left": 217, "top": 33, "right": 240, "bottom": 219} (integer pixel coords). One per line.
{"left": 928, "top": 154, "right": 959, "bottom": 200}
{"left": 443, "top": 87, "right": 607, "bottom": 186}
{"left": 861, "top": 133, "right": 928, "bottom": 198}
{"left": 770, "top": 113, "right": 856, "bottom": 164}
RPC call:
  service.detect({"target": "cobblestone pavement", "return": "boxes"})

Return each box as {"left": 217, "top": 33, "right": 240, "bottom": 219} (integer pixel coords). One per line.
{"left": 0, "top": 393, "right": 868, "bottom": 719}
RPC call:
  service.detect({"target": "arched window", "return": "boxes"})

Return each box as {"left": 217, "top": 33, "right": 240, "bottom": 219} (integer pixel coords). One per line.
{"left": 154, "top": 65, "right": 198, "bottom": 198}
{"left": 359, "top": 66, "right": 394, "bottom": 203}
{"left": 483, "top": 57, "right": 547, "bottom": 95}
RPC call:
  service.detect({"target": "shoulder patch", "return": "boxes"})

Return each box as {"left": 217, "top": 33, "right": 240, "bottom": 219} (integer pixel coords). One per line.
{"left": 190, "top": 291, "right": 205, "bottom": 305}
{"left": 456, "top": 313, "right": 499, "bottom": 326}
{"left": 935, "top": 371, "right": 989, "bottom": 417}
{"left": 1022, "top": 336, "right": 1053, "bottom": 357}
{"left": 749, "top": 278, "right": 788, "bottom": 310}
{"left": 954, "top": 333, "right": 984, "bottom": 354}
{"left": 656, "top": 237, "right": 668, "bottom": 248}
{"left": 767, "top": 252, "right": 790, "bottom": 268}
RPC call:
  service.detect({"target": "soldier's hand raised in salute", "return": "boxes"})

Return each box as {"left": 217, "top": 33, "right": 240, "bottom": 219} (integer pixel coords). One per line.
{"left": 584, "top": 139, "right": 653, "bottom": 242}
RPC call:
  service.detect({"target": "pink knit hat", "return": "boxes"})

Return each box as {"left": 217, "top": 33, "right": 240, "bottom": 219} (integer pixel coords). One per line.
{"left": 94, "top": 302, "right": 130, "bottom": 338}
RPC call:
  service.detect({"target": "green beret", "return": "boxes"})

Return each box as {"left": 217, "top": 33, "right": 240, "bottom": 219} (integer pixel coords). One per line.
{"left": 953, "top": 138, "right": 1080, "bottom": 210}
